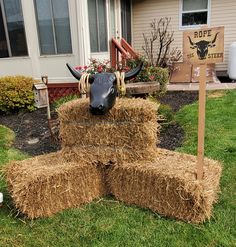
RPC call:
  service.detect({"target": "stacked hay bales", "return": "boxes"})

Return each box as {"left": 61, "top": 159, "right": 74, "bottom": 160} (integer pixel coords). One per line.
{"left": 6, "top": 152, "right": 107, "bottom": 219}
{"left": 5, "top": 97, "right": 222, "bottom": 223}
{"left": 58, "top": 98, "right": 160, "bottom": 164}
{"left": 108, "top": 148, "right": 222, "bottom": 223}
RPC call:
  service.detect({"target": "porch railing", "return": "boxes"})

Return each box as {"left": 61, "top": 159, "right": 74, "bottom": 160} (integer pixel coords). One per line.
{"left": 110, "top": 38, "right": 138, "bottom": 69}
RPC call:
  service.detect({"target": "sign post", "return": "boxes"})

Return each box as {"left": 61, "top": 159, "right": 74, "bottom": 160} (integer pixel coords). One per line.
{"left": 183, "top": 26, "right": 224, "bottom": 180}
{"left": 197, "top": 63, "right": 206, "bottom": 179}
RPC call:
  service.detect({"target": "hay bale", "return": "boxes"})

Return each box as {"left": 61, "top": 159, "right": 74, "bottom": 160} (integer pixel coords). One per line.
{"left": 108, "top": 148, "right": 222, "bottom": 223}
{"left": 58, "top": 98, "right": 160, "bottom": 163}
{"left": 6, "top": 152, "right": 107, "bottom": 219}
{"left": 61, "top": 145, "right": 158, "bottom": 164}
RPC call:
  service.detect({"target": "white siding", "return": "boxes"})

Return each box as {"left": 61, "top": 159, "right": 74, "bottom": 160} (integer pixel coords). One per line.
{"left": 132, "top": 0, "right": 236, "bottom": 71}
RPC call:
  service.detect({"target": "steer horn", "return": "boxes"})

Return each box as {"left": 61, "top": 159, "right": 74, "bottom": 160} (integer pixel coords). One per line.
{"left": 208, "top": 32, "right": 220, "bottom": 47}
{"left": 124, "top": 61, "right": 143, "bottom": 80}
{"left": 66, "top": 63, "right": 94, "bottom": 83}
{"left": 188, "top": 36, "right": 197, "bottom": 49}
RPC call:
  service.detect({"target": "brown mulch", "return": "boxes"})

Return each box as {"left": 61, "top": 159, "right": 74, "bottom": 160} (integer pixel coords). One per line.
{"left": 0, "top": 92, "right": 198, "bottom": 156}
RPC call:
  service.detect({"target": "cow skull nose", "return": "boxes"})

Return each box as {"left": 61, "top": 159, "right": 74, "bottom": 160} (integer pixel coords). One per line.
{"left": 89, "top": 104, "right": 104, "bottom": 110}
{"left": 89, "top": 104, "right": 106, "bottom": 115}
{"left": 98, "top": 104, "right": 104, "bottom": 110}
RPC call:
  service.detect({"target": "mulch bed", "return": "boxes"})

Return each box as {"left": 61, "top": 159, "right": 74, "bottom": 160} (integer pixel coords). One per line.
{"left": 0, "top": 92, "right": 198, "bottom": 156}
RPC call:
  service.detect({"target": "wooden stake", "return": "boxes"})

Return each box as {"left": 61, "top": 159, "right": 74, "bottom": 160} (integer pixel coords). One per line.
{"left": 197, "top": 64, "right": 207, "bottom": 180}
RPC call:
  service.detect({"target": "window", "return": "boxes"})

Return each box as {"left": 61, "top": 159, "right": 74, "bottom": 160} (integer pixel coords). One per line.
{"left": 88, "top": 0, "right": 108, "bottom": 53}
{"left": 0, "top": 0, "right": 28, "bottom": 58}
{"left": 181, "top": 0, "right": 209, "bottom": 27}
{"left": 34, "top": 0, "right": 72, "bottom": 55}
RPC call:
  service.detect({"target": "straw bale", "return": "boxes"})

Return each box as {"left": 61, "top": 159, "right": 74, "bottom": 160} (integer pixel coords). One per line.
{"left": 58, "top": 98, "right": 160, "bottom": 163}
{"left": 58, "top": 98, "right": 158, "bottom": 123}
{"left": 108, "top": 148, "right": 222, "bottom": 223}
{"left": 6, "top": 152, "right": 107, "bottom": 219}
{"left": 61, "top": 145, "right": 158, "bottom": 165}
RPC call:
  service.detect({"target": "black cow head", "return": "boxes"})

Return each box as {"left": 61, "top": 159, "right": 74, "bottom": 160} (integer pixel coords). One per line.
{"left": 188, "top": 32, "right": 219, "bottom": 60}
{"left": 66, "top": 62, "right": 143, "bottom": 115}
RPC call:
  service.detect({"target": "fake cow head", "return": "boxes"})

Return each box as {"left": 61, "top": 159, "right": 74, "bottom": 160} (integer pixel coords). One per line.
{"left": 188, "top": 32, "right": 219, "bottom": 60}
{"left": 66, "top": 62, "right": 143, "bottom": 115}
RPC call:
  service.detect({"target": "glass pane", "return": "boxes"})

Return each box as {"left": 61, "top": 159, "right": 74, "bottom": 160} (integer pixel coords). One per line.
{"left": 88, "top": 0, "right": 99, "bottom": 52}
{"left": 121, "top": 0, "right": 131, "bottom": 44}
{"left": 97, "top": 0, "right": 107, "bottom": 51}
{"left": 52, "top": 0, "right": 72, "bottom": 54}
{"left": 110, "top": 0, "right": 116, "bottom": 38}
{"left": 182, "top": 11, "right": 208, "bottom": 26}
{"left": 35, "top": 0, "right": 55, "bottom": 54}
{"left": 0, "top": 4, "right": 9, "bottom": 58}
{"left": 183, "top": 0, "right": 208, "bottom": 11}
{"left": 3, "top": 0, "right": 28, "bottom": 56}
{"left": 121, "top": 0, "right": 126, "bottom": 40}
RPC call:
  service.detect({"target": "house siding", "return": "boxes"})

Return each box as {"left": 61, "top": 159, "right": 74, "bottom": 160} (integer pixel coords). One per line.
{"left": 132, "top": 0, "right": 236, "bottom": 72}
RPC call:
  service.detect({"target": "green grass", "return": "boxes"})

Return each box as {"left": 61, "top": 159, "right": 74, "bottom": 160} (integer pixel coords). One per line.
{"left": 0, "top": 125, "right": 27, "bottom": 165}
{"left": 0, "top": 90, "right": 236, "bottom": 247}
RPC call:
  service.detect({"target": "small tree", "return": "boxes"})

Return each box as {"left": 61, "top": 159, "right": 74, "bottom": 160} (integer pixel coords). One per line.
{"left": 142, "top": 17, "right": 181, "bottom": 68}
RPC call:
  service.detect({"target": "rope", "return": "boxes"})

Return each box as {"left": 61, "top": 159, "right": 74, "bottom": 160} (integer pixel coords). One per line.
{"left": 114, "top": 71, "right": 126, "bottom": 96}
{"left": 78, "top": 71, "right": 126, "bottom": 98}
{"left": 78, "top": 73, "right": 90, "bottom": 98}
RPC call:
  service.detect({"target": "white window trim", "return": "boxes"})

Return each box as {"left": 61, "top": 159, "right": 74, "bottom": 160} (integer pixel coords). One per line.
{"left": 179, "top": 0, "right": 211, "bottom": 30}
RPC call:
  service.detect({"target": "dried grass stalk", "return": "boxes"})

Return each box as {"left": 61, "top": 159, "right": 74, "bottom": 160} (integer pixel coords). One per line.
{"left": 108, "top": 148, "right": 222, "bottom": 223}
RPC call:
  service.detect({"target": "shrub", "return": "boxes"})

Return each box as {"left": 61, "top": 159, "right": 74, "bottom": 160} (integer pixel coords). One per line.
{"left": 0, "top": 76, "right": 37, "bottom": 113}
{"left": 138, "top": 65, "right": 169, "bottom": 94}
{"left": 142, "top": 17, "right": 182, "bottom": 68}
{"left": 126, "top": 58, "right": 169, "bottom": 95}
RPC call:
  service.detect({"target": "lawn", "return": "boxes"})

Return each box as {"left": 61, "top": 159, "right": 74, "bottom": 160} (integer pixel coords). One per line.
{"left": 0, "top": 90, "right": 235, "bottom": 247}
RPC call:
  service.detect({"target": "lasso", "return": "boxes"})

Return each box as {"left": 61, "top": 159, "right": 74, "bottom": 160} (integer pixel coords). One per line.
{"left": 78, "top": 72, "right": 126, "bottom": 97}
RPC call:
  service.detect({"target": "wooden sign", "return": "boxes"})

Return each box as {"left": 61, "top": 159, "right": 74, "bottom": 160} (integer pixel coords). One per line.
{"left": 183, "top": 26, "right": 224, "bottom": 180}
{"left": 183, "top": 26, "right": 224, "bottom": 64}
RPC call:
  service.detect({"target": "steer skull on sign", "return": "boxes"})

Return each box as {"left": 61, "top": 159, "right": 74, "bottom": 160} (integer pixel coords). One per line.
{"left": 188, "top": 32, "right": 220, "bottom": 60}
{"left": 66, "top": 62, "right": 143, "bottom": 115}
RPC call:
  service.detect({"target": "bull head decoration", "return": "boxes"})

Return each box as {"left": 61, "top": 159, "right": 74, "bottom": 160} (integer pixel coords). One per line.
{"left": 188, "top": 32, "right": 219, "bottom": 60}
{"left": 66, "top": 62, "right": 143, "bottom": 115}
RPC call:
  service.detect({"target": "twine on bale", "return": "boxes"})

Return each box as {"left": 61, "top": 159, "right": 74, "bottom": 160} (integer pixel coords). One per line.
{"left": 114, "top": 71, "right": 126, "bottom": 96}
{"left": 78, "top": 73, "right": 90, "bottom": 98}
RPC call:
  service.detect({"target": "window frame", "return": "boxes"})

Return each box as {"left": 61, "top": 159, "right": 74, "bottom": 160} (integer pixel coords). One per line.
{"left": 34, "top": 0, "right": 73, "bottom": 56}
{"left": 179, "top": 0, "right": 211, "bottom": 30}
{"left": 88, "top": 0, "right": 109, "bottom": 54}
{"left": 0, "top": 0, "right": 28, "bottom": 58}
